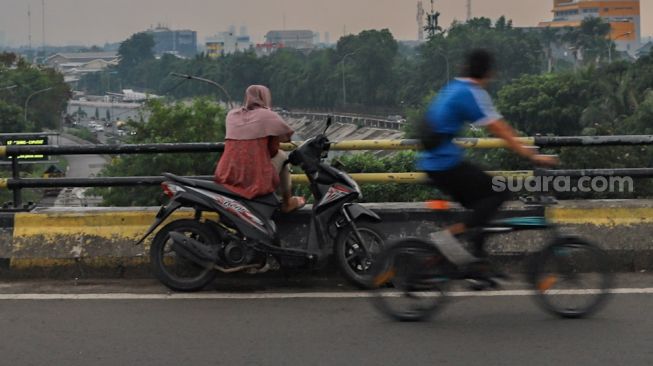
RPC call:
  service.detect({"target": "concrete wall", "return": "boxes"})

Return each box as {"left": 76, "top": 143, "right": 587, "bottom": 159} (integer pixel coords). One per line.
{"left": 1, "top": 200, "right": 652, "bottom": 277}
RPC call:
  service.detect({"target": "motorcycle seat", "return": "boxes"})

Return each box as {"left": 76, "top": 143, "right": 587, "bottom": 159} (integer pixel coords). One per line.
{"left": 162, "top": 173, "right": 280, "bottom": 208}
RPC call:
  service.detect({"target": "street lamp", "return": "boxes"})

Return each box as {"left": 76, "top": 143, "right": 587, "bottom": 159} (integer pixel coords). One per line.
{"left": 24, "top": 87, "right": 53, "bottom": 122}
{"left": 340, "top": 50, "right": 361, "bottom": 107}
{"left": 609, "top": 32, "right": 632, "bottom": 63}
{"left": 170, "top": 73, "right": 235, "bottom": 109}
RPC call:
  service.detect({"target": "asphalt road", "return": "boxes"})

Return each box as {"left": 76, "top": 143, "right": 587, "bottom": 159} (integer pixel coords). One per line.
{"left": 59, "top": 134, "right": 108, "bottom": 179}
{"left": 38, "top": 133, "right": 108, "bottom": 207}
{"left": 0, "top": 277, "right": 652, "bottom": 366}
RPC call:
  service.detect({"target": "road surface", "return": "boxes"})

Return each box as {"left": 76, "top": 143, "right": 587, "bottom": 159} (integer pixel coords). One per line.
{"left": 38, "top": 133, "right": 108, "bottom": 207}
{"left": 0, "top": 275, "right": 652, "bottom": 365}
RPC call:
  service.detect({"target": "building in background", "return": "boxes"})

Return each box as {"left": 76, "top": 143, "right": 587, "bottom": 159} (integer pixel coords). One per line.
{"left": 45, "top": 52, "right": 119, "bottom": 84}
{"left": 637, "top": 41, "right": 653, "bottom": 57}
{"left": 205, "top": 26, "right": 251, "bottom": 58}
{"left": 147, "top": 26, "right": 197, "bottom": 58}
{"left": 264, "top": 30, "right": 315, "bottom": 50}
{"left": 539, "top": 0, "right": 641, "bottom": 54}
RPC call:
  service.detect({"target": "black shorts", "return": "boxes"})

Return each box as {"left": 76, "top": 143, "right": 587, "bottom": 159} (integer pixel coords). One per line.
{"left": 426, "top": 161, "right": 509, "bottom": 229}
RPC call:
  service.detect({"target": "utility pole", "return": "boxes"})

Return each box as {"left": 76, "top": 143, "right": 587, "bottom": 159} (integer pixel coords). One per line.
{"left": 28, "top": 4, "right": 32, "bottom": 54}
{"left": 417, "top": 1, "right": 425, "bottom": 42}
{"left": 42, "top": 0, "right": 46, "bottom": 59}
{"left": 467, "top": 0, "right": 472, "bottom": 21}
{"left": 425, "top": 0, "right": 442, "bottom": 38}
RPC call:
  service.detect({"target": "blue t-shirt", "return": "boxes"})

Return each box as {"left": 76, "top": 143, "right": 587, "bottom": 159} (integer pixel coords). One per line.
{"left": 417, "top": 78, "right": 503, "bottom": 171}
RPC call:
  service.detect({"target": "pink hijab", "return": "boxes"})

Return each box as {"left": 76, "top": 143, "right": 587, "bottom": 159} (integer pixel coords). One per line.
{"left": 225, "top": 85, "right": 293, "bottom": 141}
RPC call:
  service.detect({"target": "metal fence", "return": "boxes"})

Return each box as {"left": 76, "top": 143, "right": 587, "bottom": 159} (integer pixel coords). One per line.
{"left": 2, "top": 135, "right": 653, "bottom": 210}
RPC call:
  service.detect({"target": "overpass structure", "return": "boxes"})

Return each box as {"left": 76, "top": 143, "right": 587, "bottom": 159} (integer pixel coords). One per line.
{"left": 283, "top": 111, "right": 405, "bottom": 130}
{"left": 1, "top": 134, "right": 653, "bottom": 276}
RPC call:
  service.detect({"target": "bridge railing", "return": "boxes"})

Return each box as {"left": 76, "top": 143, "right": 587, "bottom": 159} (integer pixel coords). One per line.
{"left": 2, "top": 135, "right": 653, "bottom": 210}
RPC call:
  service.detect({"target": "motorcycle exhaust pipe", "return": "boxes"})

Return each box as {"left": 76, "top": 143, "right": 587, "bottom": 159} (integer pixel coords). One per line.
{"left": 168, "top": 232, "right": 219, "bottom": 269}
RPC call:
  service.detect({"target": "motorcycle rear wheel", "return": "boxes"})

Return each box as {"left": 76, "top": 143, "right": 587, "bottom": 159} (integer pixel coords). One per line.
{"left": 150, "top": 219, "right": 218, "bottom": 292}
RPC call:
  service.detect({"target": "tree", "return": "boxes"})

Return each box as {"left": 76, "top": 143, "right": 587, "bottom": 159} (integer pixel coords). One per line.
{"left": 496, "top": 71, "right": 597, "bottom": 135}
{"left": 0, "top": 53, "right": 71, "bottom": 131}
{"left": 117, "top": 32, "right": 155, "bottom": 79}
{"left": 563, "top": 17, "right": 612, "bottom": 65}
{"left": 336, "top": 29, "right": 399, "bottom": 107}
{"left": 400, "top": 17, "right": 544, "bottom": 106}
{"left": 96, "top": 98, "right": 226, "bottom": 206}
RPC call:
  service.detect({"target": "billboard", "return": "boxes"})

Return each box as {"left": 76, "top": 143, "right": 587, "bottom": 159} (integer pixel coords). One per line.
{"left": 1, "top": 134, "right": 49, "bottom": 161}
{"left": 206, "top": 41, "right": 225, "bottom": 59}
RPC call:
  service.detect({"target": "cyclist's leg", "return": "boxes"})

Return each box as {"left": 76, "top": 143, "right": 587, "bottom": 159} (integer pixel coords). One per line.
{"left": 427, "top": 161, "right": 509, "bottom": 257}
{"left": 455, "top": 162, "right": 510, "bottom": 257}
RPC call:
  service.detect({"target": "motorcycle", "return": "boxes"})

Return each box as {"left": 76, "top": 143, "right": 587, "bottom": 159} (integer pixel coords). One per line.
{"left": 137, "top": 118, "right": 386, "bottom": 291}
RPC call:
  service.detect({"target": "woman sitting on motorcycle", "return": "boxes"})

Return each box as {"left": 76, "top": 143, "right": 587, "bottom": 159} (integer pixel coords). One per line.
{"left": 214, "top": 85, "right": 305, "bottom": 213}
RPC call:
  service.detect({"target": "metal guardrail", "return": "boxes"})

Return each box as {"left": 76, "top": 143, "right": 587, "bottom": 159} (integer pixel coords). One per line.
{"left": 2, "top": 135, "right": 653, "bottom": 210}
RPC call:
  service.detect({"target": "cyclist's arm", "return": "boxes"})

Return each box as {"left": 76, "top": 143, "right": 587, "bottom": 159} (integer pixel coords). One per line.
{"left": 486, "top": 120, "right": 558, "bottom": 166}
{"left": 485, "top": 120, "right": 536, "bottom": 159}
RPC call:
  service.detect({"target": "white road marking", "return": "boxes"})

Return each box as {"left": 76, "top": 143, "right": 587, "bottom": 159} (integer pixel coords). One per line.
{"left": 0, "top": 287, "right": 652, "bottom": 300}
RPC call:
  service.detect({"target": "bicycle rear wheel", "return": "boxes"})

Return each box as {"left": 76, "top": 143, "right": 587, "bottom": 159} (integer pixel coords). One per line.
{"left": 370, "top": 239, "right": 452, "bottom": 322}
{"left": 531, "top": 237, "right": 613, "bottom": 318}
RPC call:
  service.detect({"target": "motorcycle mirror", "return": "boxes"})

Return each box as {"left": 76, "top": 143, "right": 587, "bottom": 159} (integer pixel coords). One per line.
{"left": 323, "top": 117, "right": 332, "bottom": 135}
{"left": 331, "top": 158, "right": 345, "bottom": 170}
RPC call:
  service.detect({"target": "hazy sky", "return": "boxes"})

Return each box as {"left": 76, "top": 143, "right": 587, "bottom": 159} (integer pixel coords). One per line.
{"left": 0, "top": 0, "right": 651, "bottom": 46}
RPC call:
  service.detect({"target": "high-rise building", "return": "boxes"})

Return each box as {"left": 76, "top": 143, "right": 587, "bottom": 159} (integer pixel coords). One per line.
{"left": 264, "top": 30, "right": 315, "bottom": 50}
{"left": 147, "top": 26, "right": 198, "bottom": 58}
{"left": 205, "top": 27, "right": 251, "bottom": 58}
{"left": 539, "top": 0, "right": 641, "bottom": 53}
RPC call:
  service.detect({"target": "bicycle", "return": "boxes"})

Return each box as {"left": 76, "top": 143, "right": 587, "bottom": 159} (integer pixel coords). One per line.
{"left": 370, "top": 194, "right": 613, "bottom": 322}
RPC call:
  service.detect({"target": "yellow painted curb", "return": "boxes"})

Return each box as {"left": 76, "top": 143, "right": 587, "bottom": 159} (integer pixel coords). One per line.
{"left": 10, "top": 257, "right": 149, "bottom": 270}
{"left": 550, "top": 207, "right": 653, "bottom": 226}
{"left": 13, "top": 210, "right": 219, "bottom": 242}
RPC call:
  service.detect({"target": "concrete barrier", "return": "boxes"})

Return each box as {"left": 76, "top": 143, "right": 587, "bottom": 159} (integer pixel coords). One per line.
{"left": 1, "top": 200, "right": 652, "bottom": 278}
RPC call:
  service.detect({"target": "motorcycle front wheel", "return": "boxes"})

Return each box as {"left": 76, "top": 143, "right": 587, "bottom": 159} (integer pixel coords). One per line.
{"left": 335, "top": 221, "right": 386, "bottom": 289}
{"left": 150, "top": 219, "right": 218, "bottom": 292}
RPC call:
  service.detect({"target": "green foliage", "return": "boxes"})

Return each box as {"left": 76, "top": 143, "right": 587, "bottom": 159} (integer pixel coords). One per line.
{"left": 117, "top": 32, "right": 155, "bottom": 80}
{"left": 0, "top": 101, "right": 26, "bottom": 132}
{"left": 0, "top": 54, "right": 71, "bottom": 131}
{"left": 496, "top": 72, "right": 596, "bottom": 135}
{"left": 563, "top": 17, "right": 612, "bottom": 65}
{"left": 66, "top": 127, "right": 100, "bottom": 144}
{"left": 332, "top": 152, "right": 436, "bottom": 202}
{"left": 336, "top": 29, "right": 399, "bottom": 106}
{"left": 96, "top": 98, "right": 226, "bottom": 206}
{"left": 399, "top": 17, "right": 545, "bottom": 107}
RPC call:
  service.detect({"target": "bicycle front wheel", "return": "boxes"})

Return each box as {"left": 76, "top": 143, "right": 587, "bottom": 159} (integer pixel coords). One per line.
{"left": 370, "top": 239, "right": 453, "bottom": 322}
{"left": 531, "top": 237, "right": 613, "bottom": 318}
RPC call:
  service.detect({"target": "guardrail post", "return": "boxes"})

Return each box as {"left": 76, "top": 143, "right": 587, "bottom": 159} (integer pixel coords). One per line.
{"left": 11, "top": 156, "right": 21, "bottom": 208}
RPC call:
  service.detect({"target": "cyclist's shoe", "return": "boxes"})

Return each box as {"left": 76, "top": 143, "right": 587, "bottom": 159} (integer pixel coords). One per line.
{"left": 466, "top": 277, "right": 500, "bottom": 291}
{"left": 429, "top": 230, "right": 478, "bottom": 267}
{"left": 464, "top": 260, "right": 510, "bottom": 290}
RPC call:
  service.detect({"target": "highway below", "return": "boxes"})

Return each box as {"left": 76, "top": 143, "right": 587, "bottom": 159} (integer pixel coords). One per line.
{"left": 0, "top": 275, "right": 652, "bottom": 365}
{"left": 39, "top": 133, "right": 108, "bottom": 207}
